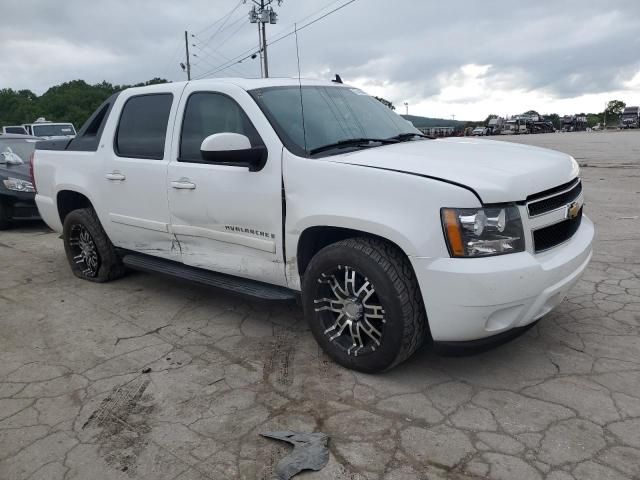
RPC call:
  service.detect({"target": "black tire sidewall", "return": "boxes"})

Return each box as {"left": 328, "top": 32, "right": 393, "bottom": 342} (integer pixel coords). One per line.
{"left": 62, "top": 208, "right": 119, "bottom": 283}
{"left": 302, "top": 242, "right": 407, "bottom": 373}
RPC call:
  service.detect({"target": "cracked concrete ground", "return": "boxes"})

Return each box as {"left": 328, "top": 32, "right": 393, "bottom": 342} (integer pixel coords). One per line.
{"left": 1, "top": 130, "right": 639, "bottom": 479}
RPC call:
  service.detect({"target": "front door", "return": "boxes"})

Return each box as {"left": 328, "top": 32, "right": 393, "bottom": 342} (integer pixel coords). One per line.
{"left": 167, "top": 85, "right": 286, "bottom": 286}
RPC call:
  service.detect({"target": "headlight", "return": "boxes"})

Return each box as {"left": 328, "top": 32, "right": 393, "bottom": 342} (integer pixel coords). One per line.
{"left": 441, "top": 205, "right": 524, "bottom": 257}
{"left": 3, "top": 178, "right": 35, "bottom": 193}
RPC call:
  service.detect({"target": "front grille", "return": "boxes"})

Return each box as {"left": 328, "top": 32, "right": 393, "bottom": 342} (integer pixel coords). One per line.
{"left": 528, "top": 180, "right": 582, "bottom": 216}
{"left": 533, "top": 207, "right": 582, "bottom": 252}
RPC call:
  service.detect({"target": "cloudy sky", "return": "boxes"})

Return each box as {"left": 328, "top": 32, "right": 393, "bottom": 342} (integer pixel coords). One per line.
{"left": 1, "top": 0, "right": 639, "bottom": 120}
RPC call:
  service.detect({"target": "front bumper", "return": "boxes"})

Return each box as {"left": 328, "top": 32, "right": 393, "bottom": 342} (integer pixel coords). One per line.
{"left": 411, "top": 214, "right": 594, "bottom": 342}
{"left": 0, "top": 192, "right": 40, "bottom": 220}
{"left": 11, "top": 201, "right": 40, "bottom": 219}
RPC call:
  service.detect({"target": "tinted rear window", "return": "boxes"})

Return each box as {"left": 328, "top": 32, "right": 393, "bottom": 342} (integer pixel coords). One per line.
{"left": 32, "top": 124, "right": 76, "bottom": 137}
{"left": 4, "top": 127, "right": 27, "bottom": 134}
{"left": 115, "top": 93, "right": 173, "bottom": 159}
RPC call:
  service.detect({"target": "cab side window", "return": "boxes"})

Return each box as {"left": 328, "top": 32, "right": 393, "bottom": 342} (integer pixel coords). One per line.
{"left": 115, "top": 93, "right": 173, "bottom": 159}
{"left": 179, "top": 92, "right": 262, "bottom": 162}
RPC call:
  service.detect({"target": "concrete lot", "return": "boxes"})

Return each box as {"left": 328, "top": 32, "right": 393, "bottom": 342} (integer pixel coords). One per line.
{"left": 1, "top": 130, "right": 640, "bottom": 480}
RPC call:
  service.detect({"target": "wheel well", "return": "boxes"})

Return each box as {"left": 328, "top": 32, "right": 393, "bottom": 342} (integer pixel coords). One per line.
{"left": 296, "top": 226, "right": 406, "bottom": 276}
{"left": 57, "top": 191, "right": 92, "bottom": 224}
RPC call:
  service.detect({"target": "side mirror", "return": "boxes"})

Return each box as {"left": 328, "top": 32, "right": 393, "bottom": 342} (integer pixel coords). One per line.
{"left": 200, "top": 133, "right": 266, "bottom": 172}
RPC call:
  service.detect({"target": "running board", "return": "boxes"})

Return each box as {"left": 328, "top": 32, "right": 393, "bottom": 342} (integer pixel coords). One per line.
{"left": 121, "top": 254, "right": 298, "bottom": 302}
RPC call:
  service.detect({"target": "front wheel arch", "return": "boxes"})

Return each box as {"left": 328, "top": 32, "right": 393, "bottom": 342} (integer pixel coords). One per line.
{"left": 296, "top": 226, "right": 413, "bottom": 277}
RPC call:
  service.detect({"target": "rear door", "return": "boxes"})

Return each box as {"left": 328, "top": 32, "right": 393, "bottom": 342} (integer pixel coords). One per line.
{"left": 100, "top": 85, "right": 184, "bottom": 260}
{"left": 167, "top": 83, "right": 286, "bottom": 286}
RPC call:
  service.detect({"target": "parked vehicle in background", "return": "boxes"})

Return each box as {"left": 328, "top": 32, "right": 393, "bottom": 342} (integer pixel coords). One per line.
{"left": 486, "top": 117, "right": 504, "bottom": 135}
{"left": 23, "top": 118, "right": 76, "bottom": 139}
{"left": 33, "top": 78, "right": 594, "bottom": 372}
{"left": 0, "top": 134, "right": 40, "bottom": 229}
{"left": 2, "top": 126, "right": 29, "bottom": 135}
{"left": 501, "top": 119, "right": 527, "bottom": 135}
{"left": 471, "top": 127, "right": 488, "bottom": 136}
{"left": 561, "top": 115, "right": 587, "bottom": 132}
{"left": 619, "top": 106, "right": 639, "bottom": 129}
{"left": 501, "top": 114, "right": 554, "bottom": 135}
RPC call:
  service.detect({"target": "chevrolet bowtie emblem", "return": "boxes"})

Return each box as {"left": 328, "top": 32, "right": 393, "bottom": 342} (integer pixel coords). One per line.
{"left": 567, "top": 201, "right": 581, "bottom": 220}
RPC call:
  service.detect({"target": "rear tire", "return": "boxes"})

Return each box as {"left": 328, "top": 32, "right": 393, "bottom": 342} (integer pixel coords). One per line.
{"left": 0, "top": 202, "right": 11, "bottom": 230}
{"left": 302, "top": 237, "right": 427, "bottom": 373}
{"left": 62, "top": 208, "right": 125, "bottom": 283}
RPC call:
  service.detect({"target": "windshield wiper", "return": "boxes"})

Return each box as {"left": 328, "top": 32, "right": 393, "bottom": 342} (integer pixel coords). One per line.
{"left": 309, "top": 137, "right": 398, "bottom": 155}
{"left": 388, "top": 132, "right": 433, "bottom": 142}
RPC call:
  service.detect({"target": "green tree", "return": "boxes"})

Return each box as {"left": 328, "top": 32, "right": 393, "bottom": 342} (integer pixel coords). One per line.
{"left": 605, "top": 100, "right": 626, "bottom": 116}
{"left": 374, "top": 96, "right": 395, "bottom": 110}
{"left": 586, "top": 113, "right": 602, "bottom": 128}
{"left": 0, "top": 78, "right": 169, "bottom": 131}
{"left": 604, "top": 100, "right": 625, "bottom": 126}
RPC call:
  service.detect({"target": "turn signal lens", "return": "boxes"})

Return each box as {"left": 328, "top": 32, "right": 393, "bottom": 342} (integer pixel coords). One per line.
{"left": 441, "top": 209, "right": 465, "bottom": 256}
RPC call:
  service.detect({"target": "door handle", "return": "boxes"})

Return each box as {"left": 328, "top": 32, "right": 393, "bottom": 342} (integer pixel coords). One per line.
{"left": 171, "top": 179, "right": 196, "bottom": 190}
{"left": 105, "top": 172, "right": 126, "bottom": 181}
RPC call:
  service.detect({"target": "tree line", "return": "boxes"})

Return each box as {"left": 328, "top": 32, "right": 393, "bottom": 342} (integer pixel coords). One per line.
{"left": 0, "top": 78, "right": 168, "bottom": 130}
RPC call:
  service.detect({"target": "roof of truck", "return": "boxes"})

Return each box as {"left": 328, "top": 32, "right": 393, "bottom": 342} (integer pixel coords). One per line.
{"left": 200, "top": 77, "right": 346, "bottom": 89}
{"left": 125, "top": 77, "right": 350, "bottom": 94}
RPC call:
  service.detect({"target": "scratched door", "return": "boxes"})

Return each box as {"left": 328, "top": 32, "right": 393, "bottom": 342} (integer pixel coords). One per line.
{"left": 166, "top": 86, "right": 287, "bottom": 286}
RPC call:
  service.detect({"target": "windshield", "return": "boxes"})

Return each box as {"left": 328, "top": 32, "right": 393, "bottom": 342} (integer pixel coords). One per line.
{"left": 32, "top": 123, "right": 76, "bottom": 137}
{"left": 0, "top": 139, "right": 37, "bottom": 164}
{"left": 249, "top": 86, "right": 420, "bottom": 156}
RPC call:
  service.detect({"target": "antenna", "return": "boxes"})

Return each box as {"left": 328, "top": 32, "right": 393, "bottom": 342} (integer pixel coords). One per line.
{"left": 294, "top": 23, "right": 308, "bottom": 152}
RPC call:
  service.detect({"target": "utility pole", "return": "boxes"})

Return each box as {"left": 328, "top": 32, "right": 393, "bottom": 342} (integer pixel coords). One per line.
{"left": 184, "top": 30, "right": 191, "bottom": 80}
{"left": 248, "top": 0, "right": 282, "bottom": 78}
{"left": 257, "top": 22, "right": 263, "bottom": 77}
{"left": 261, "top": 2, "right": 269, "bottom": 78}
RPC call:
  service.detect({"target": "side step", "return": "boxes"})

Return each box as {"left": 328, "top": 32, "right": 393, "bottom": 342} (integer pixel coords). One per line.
{"left": 122, "top": 253, "right": 298, "bottom": 302}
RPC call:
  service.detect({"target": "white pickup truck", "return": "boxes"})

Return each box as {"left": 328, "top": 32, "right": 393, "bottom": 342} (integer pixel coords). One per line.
{"left": 32, "top": 78, "right": 594, "bottom": 372}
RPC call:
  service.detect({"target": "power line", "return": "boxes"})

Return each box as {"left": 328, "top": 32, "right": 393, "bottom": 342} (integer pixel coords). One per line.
{"left": 269, "top": 0, "right": 357, "bottom": 48}
{"left": 191, "top": 52, "right": 249, "bottom": 77}
{"left": 195, "top": 0, "right": 356, "bottom": 79}
{"left": 193, "top": 0, "right": 243, "bottom": 36}
{"left": 203, "top": 0, "right": 245, "bottom": 46}
{"left": 271, "top": 0, "right": 343, "bottom": 39}
{"left": 193, "top": 41, "right": 264, "bottom": 80}
{"left": 192, "top": 17, "right": 247, "bottom": 62}
{"left": 191, "top": 32, "right": 255, "bottom": 77}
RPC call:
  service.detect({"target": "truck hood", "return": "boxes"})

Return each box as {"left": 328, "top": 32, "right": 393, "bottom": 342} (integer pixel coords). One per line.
{"left": 329, "top": 137, "right": 579, "bottom": 204}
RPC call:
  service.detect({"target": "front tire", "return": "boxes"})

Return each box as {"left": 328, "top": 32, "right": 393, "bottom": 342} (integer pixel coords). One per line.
{"left": 302, "top": 237, "right": 427, "bottom": 373}
{"left": 62, "top": 208, "right": 125, "bottom": 283}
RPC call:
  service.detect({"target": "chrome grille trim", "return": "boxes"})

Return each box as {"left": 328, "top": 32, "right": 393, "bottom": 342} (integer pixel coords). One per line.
{"left": 527, "top": 179, "right": 582, "bottom": 217}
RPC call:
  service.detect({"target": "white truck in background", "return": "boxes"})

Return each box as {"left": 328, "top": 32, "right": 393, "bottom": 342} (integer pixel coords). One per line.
{"left": 32, "top": 78, "right": 594, "bottom": 372}
{"left": 23, "top": 118, "right": 76, "bottom": 140}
